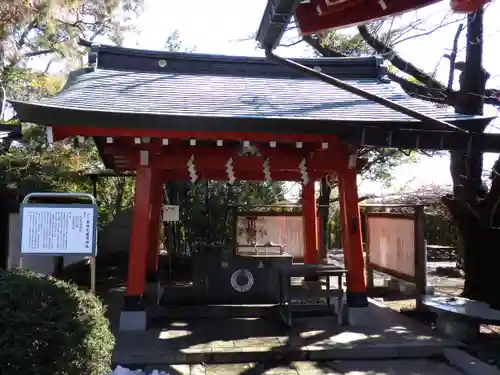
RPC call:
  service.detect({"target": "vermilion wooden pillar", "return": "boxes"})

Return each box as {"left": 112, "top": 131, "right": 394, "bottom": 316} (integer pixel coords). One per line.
{"left": 338, "top": 183, "right": 350, "bottom": 271}
{"left": 125, "top": 166, "right": 154, "bottom": 308}
{"left": 339, "top": 167, "right": 368, "bottom": 312}
{"left": 146, "top": 173, "right": 164, "bottom": 281}
{"left": 302, "top": 181, "right": 318, "bottom": 264}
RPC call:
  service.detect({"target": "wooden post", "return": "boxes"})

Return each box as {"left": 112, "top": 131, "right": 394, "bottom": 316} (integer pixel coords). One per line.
{"left": 364, "top": 211, "right": 374, "bottom": 290}
{"left": 302, "top": 180, "right": 318, "bottom": 264}
{"left": 414, "top": 205, "right": 427, "bottom": 309}
{"left": 125, "top": 166, "right": 153, "bottom": 308}
{"left": 339, "top": 167, "right": 368, "bottom": 309}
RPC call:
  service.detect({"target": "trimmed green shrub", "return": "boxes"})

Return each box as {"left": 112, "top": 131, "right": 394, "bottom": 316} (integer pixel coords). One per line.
{"left": 0, "top": 268, "right": 115, "bottom": 375}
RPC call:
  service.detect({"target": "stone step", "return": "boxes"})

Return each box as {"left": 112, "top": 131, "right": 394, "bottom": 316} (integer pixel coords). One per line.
{"left": 149, "top": 304, "right": 279, "bottom": 319}
{"left": 112, "top": 339, "right": 454, "bottom": 367}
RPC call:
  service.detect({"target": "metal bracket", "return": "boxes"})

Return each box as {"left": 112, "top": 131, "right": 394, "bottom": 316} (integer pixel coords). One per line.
{"left": 256, "top": 0, "right": 302, "bottom": 50}
{"left": 23, "top": 192, "right": 97, "bottom": 205}
{"left": 265, "top": 49, "right": 468, "bottom": 133}
{"left": 268, "top": 1, "right": 291, "bottom": 24}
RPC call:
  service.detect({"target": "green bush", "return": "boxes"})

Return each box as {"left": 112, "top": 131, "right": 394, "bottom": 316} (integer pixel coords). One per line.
{"left": 0, "top": 268, "right": 115, "bottom": 375}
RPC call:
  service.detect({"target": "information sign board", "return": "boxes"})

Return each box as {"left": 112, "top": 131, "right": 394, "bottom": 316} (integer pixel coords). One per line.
{"left": 162, "top": 205, "right": 180, "bottom": 222}
{"left": 20, "top": 203, "right": 98, "bottom": 256}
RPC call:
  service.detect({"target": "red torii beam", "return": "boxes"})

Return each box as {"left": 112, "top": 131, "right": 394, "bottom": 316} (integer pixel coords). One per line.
{"left": 102, "top": 143, "right": 350, "bottom": 172}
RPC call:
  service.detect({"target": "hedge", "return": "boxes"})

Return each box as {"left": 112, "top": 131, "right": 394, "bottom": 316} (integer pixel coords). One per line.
{"left": 0, "top": 268, "right": 115, "bottom": 375}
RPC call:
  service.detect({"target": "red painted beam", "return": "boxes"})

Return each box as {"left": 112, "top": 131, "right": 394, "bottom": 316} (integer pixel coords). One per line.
{"left": 339, "top": 168, "right": 366, "bottom": 296}
{"left": 296, "top": 0, "right": 441, "bottom": 35}
{"left": 106, "top": 141, "right": 332, "bottom": 158}
{"left": 50, "top": 125, "right": 339, "bottom": 143}
{"left": 103, "top": 147, "right": 348, "bottom": 172}
{"left": 161, "top": 169, "right": 323, "bottom": 181}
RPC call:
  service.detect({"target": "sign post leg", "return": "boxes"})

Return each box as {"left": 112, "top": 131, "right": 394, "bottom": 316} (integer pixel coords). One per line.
{"left": 90, "top": 256, "right": 96, "bottom": 295}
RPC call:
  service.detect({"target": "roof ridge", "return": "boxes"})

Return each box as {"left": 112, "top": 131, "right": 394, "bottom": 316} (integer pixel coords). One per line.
{"left": 84, "top": 42, "right": 383, "bottom": 80}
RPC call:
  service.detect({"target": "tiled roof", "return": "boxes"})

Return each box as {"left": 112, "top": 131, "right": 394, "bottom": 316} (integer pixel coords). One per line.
{"left": 0, "top": 124, "right": 21, "bottom": 140}
{"left": 9, "top": 44, "right": 487, "bottom": 131}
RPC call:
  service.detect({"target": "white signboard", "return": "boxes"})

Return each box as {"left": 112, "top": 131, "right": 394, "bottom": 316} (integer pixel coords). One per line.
{"left": 367, "top": 215, "right": 415, "bottom": 280}
{"left": 236, "top": 215, "right": 304, "bottom": 258}
{"left": 162, "top": 205, "right": 180, "bottom": 222}
{"left": 20, "top": 205, "right": 97, "bottom": 255}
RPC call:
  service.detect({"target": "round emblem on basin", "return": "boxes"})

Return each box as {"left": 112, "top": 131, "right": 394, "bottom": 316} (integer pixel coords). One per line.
{"left": 230, "top": 269, "right": 254, "bottom": 292}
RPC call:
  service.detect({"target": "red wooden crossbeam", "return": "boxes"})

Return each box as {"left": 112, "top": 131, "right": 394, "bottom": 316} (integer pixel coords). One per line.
{"left": 450, "top": 0, "right": 488, "bottom": 12}
{"left": 50, "top": 125, "right": 338, "bottom": 143}
{"left": 160, "top": 169, "right": 324, "bottom": 181}
{"left": 295, "top": 0, "right": 442, "bottom": 35}
{"left": 103, "top": 145, "right": 348, "bottom": 172}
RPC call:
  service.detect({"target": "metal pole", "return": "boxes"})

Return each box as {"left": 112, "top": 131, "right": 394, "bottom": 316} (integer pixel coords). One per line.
{"left": 90, "top": 256, "right": 96, "bottom": 295}
{"left": 264, "top": 49, "right": 468, "bottom": 133}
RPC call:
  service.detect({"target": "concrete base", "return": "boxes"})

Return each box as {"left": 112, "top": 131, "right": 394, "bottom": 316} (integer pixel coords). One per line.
{"left": 436, "top": 315, "right": 479, "bottom": 342}
{"left": 347, "top": 306, "right": 371, "bottom": 326}
{"left": 119, "top": 310, "right": 147, "bottom": 331}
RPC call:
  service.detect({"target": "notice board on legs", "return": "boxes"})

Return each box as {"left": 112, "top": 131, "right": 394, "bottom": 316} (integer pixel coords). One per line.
{"left": 235, "top": 212, "right": 304, "bottom": 259}
{"left": 366, "top": 212, "right": 416, "bottom": 282}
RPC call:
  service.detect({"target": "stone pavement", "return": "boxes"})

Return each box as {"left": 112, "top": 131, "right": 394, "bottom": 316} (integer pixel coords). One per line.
{"left": 140, "top": 359, "right": 469, "bottom": 374}
{"left": 112, "top": 300, "right": 463, "bottom": 366}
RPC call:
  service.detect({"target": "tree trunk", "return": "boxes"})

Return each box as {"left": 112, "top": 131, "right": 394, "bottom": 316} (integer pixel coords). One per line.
{"left": 447, "top": 8, "right": 495, "bottom": 305}
{"left": 443, "top": 195, "right": 500, "bottom": 305}
{"left": 355, "top": 8, "right": 499, "bottom": 306}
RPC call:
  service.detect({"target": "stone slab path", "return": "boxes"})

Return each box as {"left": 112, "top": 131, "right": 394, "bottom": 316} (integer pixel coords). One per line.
{"left": 112, "top": 301, "right": 462, "bottom": 366}
{"left": 140, "top": 359, "right": 468, "bottom": 374}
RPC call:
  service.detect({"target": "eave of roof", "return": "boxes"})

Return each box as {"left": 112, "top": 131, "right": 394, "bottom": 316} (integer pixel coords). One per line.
{"left": 0, "top": 123, "right": 22, "bottom": 141}
{"left": 8, "top": 43, "right": 495, "bottom": 134}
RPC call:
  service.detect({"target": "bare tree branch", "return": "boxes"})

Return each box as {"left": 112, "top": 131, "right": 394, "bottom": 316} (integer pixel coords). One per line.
{"left": 302, "top": 35, "right": 346, "bottom": 57}
{"left": 358, "top": 24, "right": 449, "bottom": 95}
{"left": 22, "top": 49, "right": 57, "bottom": 58}
{"left": 445, "top": 24, "right": 464, "bottom": 90}
{"left": 392, "top": 16, "right": 466, "bottom": 46}
{"left": 279, "top": 39, "right": 303, "bottom": 48}
{"left": 358, "top": 24, "right": 500, "bottom": 108}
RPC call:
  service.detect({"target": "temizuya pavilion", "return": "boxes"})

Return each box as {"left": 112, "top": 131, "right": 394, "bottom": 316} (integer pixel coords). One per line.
{"left": 9, "top": 41, "right": 493, "bottom": 329}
